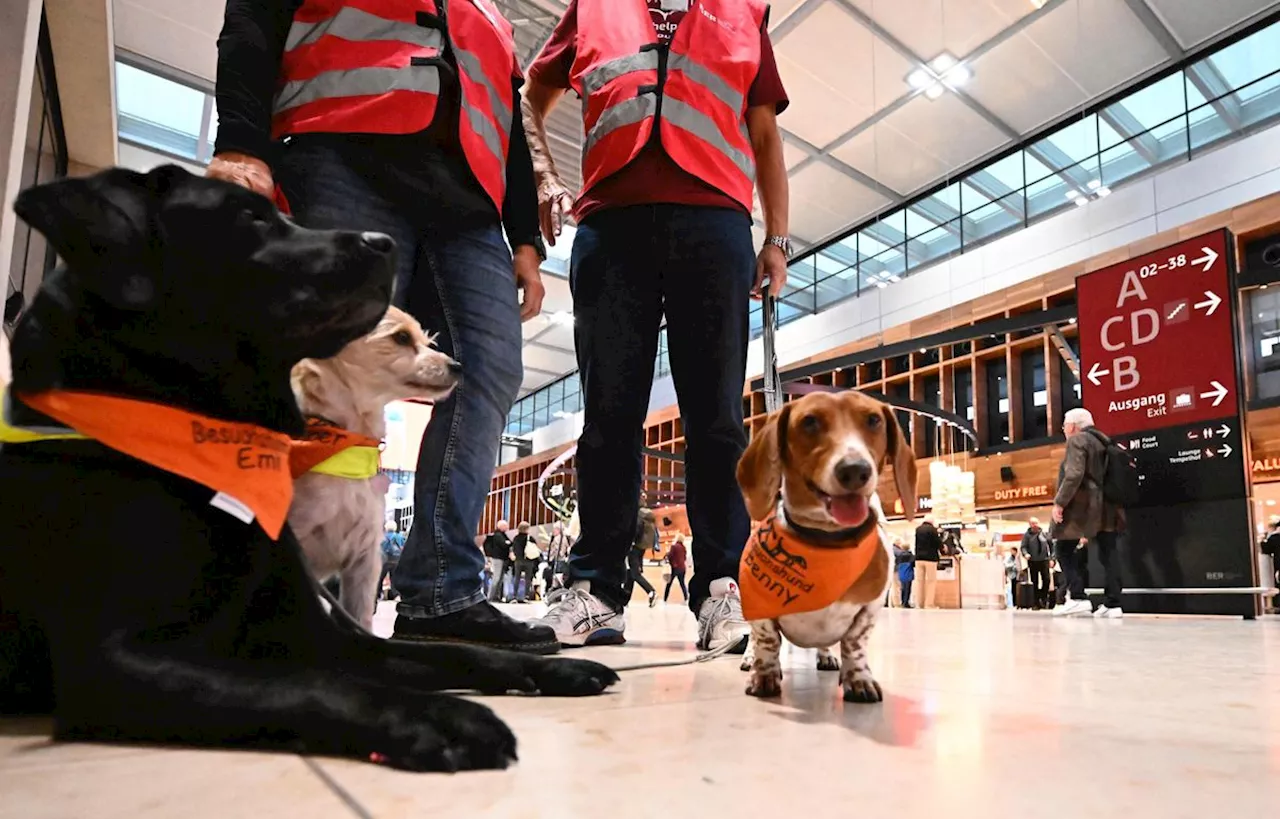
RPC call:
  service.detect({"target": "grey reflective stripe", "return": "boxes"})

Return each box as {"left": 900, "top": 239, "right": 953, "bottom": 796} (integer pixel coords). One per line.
{"left": 581, "top": 51, "right": 660, "bottom": 98}
{"left": 274, "top": 65, "right": 441, "bottom": 115}
{"left": 453, "top": 46, "right": 511, "bottom": 139}
{"left": 582, "top": 92, "right": 659, "bottom": 159}
{"left": 285, "top": 7, "right": 444, "bottom": 51}
{"left": 462, "top": 100, "right": 507, "bottom": 166}
{"left": 661, "top": 96, "right": 755, "bottom": 182}
{"left": 667, "top": 51, "right": 744, "bottom": 113}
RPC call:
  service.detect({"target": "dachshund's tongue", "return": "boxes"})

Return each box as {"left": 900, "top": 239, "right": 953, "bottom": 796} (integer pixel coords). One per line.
{"left": 830, "top": 494, "right": 869, "bottom": 527}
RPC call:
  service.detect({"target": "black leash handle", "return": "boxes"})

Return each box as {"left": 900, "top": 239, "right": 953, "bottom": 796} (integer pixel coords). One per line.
{"left": 761, "top": 295, "right": 782, "bottom": 414}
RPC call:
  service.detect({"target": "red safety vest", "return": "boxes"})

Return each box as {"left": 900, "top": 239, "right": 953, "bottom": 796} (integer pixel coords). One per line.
{"left": 272, "top": 0, "right": 520, "bottom": 211}
{"left": 570, "top": 0, "right": 766, "bottom": 212}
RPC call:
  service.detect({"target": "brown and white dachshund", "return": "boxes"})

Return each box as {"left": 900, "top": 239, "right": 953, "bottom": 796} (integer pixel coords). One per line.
{"left": 736, "top": 391, "right": 917, "bottom": 703}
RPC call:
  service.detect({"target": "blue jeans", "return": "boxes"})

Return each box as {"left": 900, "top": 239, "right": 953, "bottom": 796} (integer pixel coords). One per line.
{"left": 277, "top": 139, "right": 522, "bottom": 617}
{"left": 566, "top": 204, "right": 754, "bottom": 613}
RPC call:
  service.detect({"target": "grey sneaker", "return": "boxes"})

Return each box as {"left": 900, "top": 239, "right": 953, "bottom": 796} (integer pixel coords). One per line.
{"left": 536, "top": 583, "right": 626, "bottom": 647}
{"left": 696, "top": 578, "right": 750, "bottom": 653}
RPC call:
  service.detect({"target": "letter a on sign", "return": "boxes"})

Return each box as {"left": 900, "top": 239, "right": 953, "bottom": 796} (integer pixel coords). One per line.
{"left": 1116, "top": 271, "right": 1148, "bottom": 308}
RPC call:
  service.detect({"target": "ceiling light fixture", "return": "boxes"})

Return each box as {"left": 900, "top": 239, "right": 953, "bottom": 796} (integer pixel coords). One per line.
{"left": 1096, "top": 186, "right": 1111, "bottom": 197}
{"left": 907, "top": 53, "right": 971, "bottom": 100}
{"left": 1087, "top": 179, "right": 1102, "bottom": 191}
{"left": 907, "top": 69, "right": 933, "bottom": 90}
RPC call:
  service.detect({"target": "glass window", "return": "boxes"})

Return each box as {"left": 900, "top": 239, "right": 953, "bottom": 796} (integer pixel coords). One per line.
{"left": 888, "top": 383, "right": 911, "bottom": 445}
{"left": 1057, "top": 337, "right": 1083, "bottom": 427}
{"left": 985, "top": 359, "right": 1009, "bottom": 446}
{"left": 1249, "top": 288, "right": 1280, "bottom": 401}
{"left": 967, "top": 191, "right": 1024, "bottom": 246}
{"left": 8, "top": 16, "right": 65, "bottom": 326}
{"left": 116, "top": 62, "right": 208, "bottom": 159}
{"left": 952, "top": 365, "right": 974, "bottom": 452}
{"left": 1020, "top": 348, "right": 1048, "bottom": 440}
{"left": 909, "top": 219, "right": 961, "bottom": 270}
{"left": 815, "top": 272, "right": 859, "bottom": 310}
{"left": 1200, "top": 24, "right": 1280, "bottom": 99}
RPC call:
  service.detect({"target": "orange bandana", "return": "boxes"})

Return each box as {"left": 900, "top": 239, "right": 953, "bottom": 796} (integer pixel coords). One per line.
{"left": 739, "top": 513, "right": 881, "bottom": 621}
{"left": 17, "top": 390, "right": 294, "bottom": 539}
{"left": 288, "top": 418, "right": 382, "bottom": 478}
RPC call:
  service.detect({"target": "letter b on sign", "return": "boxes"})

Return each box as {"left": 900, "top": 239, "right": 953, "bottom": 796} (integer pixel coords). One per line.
{"left": 1115, "top": 356, "right": 1139, "bottom": 391}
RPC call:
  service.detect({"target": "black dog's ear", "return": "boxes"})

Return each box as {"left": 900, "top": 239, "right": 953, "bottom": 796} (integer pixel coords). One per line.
{"left": 13, "top": 169, "right": 160, "bottom": 310}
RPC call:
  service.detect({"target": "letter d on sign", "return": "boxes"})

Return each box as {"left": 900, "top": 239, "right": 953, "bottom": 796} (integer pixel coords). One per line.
{"left": 1132, "top": 308, "right": 1160, "bottom": 346}
{"left": 1115, "top": 356, "right": 1140, "bottom": 391}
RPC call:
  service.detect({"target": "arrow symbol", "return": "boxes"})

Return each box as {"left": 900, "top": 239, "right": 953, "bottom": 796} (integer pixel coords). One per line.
{"left": 1200, "top": 380, "right": 1229, "bottom": 407}
{"left": 1218, "top": 424, "right": 1231, "bottom": 437}
{"left": 1087, "top": 362, "right": 1110, "bottom": 387}
{"left": 1194, "top": 290, "right": 1221, "bottom": 316}
{"left": 1193, "top": 247, "right": 1219, "bottom": 272}
{"left": 1219, "top": 443, "right": 1233, "bottom": 458}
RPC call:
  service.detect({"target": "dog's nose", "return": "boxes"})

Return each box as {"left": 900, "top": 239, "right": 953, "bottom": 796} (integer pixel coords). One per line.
{"left": 834, "top": 457, "right": 873, "bottom": 491}
{"left": 360, "top": 232, "right": 395, "bottom": 254}
{"left": 447, "top": 359, "right": 463, "bottom": 376}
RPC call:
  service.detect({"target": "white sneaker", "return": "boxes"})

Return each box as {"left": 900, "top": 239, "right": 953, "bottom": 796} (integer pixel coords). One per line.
{"left": 696, "top": 578, "right": 750, "bottom": 653}
{"left": 1054, "top": 599, "right": 1093, "bottom": 618}
{"left": 536, "top": 582, "right": 626, "bottom": 647}
{"left": 1098, "top": 606, "right": 1123, "bottom": 619}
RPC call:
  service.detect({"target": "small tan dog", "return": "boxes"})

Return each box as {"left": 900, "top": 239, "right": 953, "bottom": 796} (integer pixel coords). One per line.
{"left": 735, "top": 391, "right": 916, "bottom": 703}
{"left": 288, "top": 306, "right": 460, "bottom": 628}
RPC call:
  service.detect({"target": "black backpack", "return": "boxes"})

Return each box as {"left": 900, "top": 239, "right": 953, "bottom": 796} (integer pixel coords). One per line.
{"left": 1086, "top": 428, "right": 1140, "bottom": 507}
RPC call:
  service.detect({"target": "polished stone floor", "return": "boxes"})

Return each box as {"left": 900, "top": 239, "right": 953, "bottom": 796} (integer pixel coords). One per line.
{"left": 3, "top": 604, "right": 1280, "bottom": 818}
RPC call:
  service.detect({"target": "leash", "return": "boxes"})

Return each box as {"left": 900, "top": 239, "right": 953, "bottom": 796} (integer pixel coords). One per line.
{"left": 608, "top": 638, "right": 742, "bottom": 673}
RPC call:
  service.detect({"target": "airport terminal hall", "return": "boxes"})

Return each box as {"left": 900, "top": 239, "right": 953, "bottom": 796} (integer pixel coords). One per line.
{"left": 7, "top": 0, "right": 1280, "bottom": 816}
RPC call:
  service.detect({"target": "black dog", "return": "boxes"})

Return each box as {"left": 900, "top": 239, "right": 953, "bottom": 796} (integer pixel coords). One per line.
{"left": 0, "top": 165, "right": 617, "bottom": 771}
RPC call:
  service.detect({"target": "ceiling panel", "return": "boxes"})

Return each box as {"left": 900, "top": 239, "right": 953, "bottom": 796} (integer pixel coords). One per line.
{"left": 846, "top": 0, "right": 1031, "bottom": 62}
{"left": 790, "top": 162, "right": 893, "bottom": 243}
{"left": 1147, "top": 0, "right": 1279, "bottom": 49}
{"left": 774, "top": 3, "right": 915, "bottom": 146}
{"left": 1027, "top": 0, "right": 1166, "bottom": 98}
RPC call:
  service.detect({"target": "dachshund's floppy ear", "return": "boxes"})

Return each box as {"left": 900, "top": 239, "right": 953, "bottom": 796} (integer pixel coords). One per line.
{"left": 12, "top": 167, "right": 168, "bottom": 310}
{"left": 737, "top": 403, "right": 791, "bottom": 521}
{"left": 882, "top": 404, "right": 919, "bottom": 522}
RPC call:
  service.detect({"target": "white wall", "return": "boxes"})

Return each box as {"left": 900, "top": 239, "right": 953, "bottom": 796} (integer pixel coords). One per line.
{"left": 527, "top": 123, "right": 1280, "bottom": 455}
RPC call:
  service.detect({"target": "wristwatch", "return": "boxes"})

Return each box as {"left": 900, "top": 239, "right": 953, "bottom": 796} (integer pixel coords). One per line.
{"left": 765, "top": 235, "right": 792, "bottom": 257}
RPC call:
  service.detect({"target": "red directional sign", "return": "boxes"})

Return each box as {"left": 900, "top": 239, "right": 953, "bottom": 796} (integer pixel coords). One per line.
{"left": 1077, "top": 229, "right": 1237, "bottom": 436}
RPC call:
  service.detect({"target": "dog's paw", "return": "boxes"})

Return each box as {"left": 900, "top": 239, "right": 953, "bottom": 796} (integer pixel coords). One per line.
{"left": 739, "top": 641, "right": 756, "bottom": 672}
{"left": 739, "top": 657, "right": 752, "bottom": 672}
{"left": 816, "top": 652, "right": 841, "bottom": 672}
{"left": 841, "top": 674, "right": 883, "bottom": 704}
{"left": 745, "top": 669, "right": 783, "bottom": 698}
{"left": 526, "top": 657, "right": 620, "bottom": 697}
{"left": 375, "top": 694, "right": 517, "bottom": 772}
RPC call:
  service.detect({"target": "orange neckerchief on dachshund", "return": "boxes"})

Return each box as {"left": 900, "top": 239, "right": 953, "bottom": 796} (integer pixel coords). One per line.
{"left": 11, "top": 390, "right": 294, "bottom": 538}
{"left": 288, "top": 417, "right": 382, "bottom": 479}
{"left": 739, "top": 509, "right": 880, "bottom": 621}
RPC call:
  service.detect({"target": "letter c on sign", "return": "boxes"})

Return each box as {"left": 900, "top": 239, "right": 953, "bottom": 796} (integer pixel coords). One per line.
{"left": 1101, "top": 315, "right": 1125, "bottom": 352}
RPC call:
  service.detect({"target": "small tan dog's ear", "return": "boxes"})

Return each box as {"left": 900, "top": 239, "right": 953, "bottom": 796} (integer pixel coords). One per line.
{"left": 882, "top": 405, "right": 918, "bottom": 522}
{"left": 737, "top": 403, "right": 791, "bottom": 521}
{"left": 291, "top": 359, "right": 324, "bottom": 406}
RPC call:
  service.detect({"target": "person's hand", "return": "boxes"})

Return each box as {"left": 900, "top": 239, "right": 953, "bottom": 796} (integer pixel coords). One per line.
{"left": 513, "top": 245, "right": 545, "bottom": 322}
{"left": 536, "top": 173, "right": 576, "bottom": 246}
{"left": 753, "top": 243, "right": 788, "bottom": 300}
{"left": 1052, "top": 504, "right": 1064, "bottom": 524}
{"left": 206, "top": 151, "right": 274, "bottom": 198}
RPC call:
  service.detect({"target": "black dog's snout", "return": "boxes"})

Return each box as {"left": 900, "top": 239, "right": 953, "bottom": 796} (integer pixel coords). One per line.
{"left": 447, "top": 359, "right": 463, "bottom": 376}
{"left": 360, "top": 232, "right": 395, "bottom": 254}
{"left": 834, "top": 457, "right": 873, "bottom": 491}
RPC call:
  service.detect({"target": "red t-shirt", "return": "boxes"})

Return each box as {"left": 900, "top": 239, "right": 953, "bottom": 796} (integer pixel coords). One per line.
{"left": 529, "top": 0, "right": 789, "bottom": 221}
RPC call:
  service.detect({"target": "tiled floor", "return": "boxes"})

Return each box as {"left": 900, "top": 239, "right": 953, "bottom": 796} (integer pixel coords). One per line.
{"left": 4, "top": 604, "right": 1280, "bottom": 818}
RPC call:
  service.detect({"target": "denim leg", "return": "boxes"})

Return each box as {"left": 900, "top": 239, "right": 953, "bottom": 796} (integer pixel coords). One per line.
{"left": 274, "top": 141, "right": 418, "bottom": 306}
{"left": 658, "top": 206, "right": 754, "bottom": 613}
{"left": 393, "top": 224, "right": 522, "bottom": 617}
{"left": 565, "top": 209, "right": 665, "bottom": 607}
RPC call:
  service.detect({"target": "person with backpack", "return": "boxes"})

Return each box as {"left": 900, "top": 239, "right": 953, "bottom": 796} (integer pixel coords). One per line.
{"left": 378, "top": 521, "right": 406, "bottom": 604}
{"left": 1052, "top": 408, "right": 1127, "bottom": 619}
